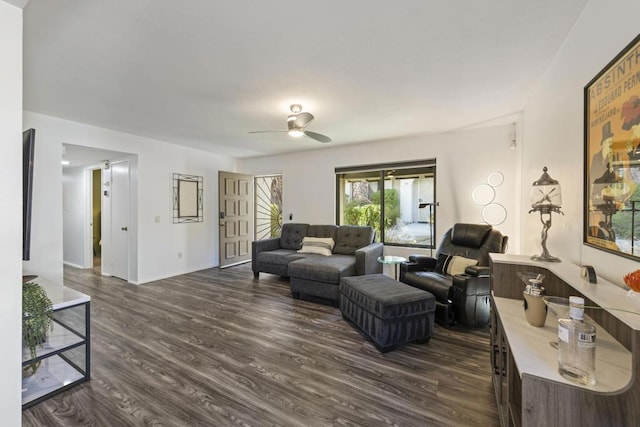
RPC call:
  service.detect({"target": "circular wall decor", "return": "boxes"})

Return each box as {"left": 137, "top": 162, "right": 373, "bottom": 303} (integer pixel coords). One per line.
{"left": 482, "top": 203, "right": 507, "bottom": 225}
{"left": 487, "top": 171, "right": 504, "bottom": 187}
{"left": 472, "top": 184, "right": 495, "bottom": 206}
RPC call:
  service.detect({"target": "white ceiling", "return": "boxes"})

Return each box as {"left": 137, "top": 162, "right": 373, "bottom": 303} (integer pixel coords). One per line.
{"left": 61, "top": 143, "right": 130, "bottom": 169}
{"left": 23, "top": 0, "right": 588, "bottom": 159}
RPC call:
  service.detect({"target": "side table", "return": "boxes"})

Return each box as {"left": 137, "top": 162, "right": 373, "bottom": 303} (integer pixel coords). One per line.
{"left": 377, "top": 255, "right": 408, "bottom": 280}
{"left": 22, "top": 277, "right": 90, "bottom": 409}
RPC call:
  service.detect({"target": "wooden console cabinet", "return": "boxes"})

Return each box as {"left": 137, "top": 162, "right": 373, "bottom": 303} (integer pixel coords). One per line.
{"left": 490, "top": 254, "right": 640, "bottom": 426}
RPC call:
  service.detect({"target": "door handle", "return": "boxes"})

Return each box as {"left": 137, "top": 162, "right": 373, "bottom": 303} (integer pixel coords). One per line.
{"left": 121, "top": 226, "right": 128, "bottom": 231}
{"left": 220, "top": 223, "right": 225, "bottom": 227}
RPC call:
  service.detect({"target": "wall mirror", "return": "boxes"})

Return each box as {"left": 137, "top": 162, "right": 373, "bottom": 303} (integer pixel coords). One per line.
{"left": 173, "top": 173, "right": 203, "bottom": 223}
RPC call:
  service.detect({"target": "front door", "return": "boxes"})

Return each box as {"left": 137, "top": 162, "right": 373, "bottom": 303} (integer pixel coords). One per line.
{"left": 218, "top": 171, "right": 253, "bottom": 268}
{"left": 111, "top": 160, "right": 130, "bottom": 280}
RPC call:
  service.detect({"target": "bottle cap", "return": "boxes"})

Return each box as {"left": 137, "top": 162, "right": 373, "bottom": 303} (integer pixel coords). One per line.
{"left": 569, "top": 296, "right": 584, "bottom": 319}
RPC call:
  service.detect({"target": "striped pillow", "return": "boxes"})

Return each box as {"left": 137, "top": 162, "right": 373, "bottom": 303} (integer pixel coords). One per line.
{"left": 297, "top": 237, "right": 335, "bottom": 256}
{"left": 445, "top": 256, "right": 478, "bottom": 276}
{"left": 435, "top": 253, "right": 478, "bottom": 276}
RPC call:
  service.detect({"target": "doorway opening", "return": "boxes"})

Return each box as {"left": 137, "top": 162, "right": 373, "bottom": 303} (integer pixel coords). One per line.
{"left": 92, "top": 168, "right": 102, "bottom": 273}
{"left": 61, "top": 144, "right": 138, "bottom": 282}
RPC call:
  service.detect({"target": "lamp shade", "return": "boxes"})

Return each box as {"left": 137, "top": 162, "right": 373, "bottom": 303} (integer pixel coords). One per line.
{"left": 530, "top": 166, "right": 562, "bottom": 208}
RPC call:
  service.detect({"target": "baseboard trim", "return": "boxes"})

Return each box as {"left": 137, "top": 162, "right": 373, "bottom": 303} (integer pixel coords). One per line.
{"left": 220, "top": 259, "right": 252, "bottom": 269}
{"left": 63, "top": 261, "right": 85, "bottom": 269}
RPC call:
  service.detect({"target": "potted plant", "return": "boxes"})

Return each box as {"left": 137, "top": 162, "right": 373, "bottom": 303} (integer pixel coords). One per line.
{"left": 22, "top": 281, "right": 54, "bottom": 376}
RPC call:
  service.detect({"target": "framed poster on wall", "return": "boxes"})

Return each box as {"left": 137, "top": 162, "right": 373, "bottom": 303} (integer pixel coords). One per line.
{"left": 584, "top": 33, "right": 640, "bottom": 260}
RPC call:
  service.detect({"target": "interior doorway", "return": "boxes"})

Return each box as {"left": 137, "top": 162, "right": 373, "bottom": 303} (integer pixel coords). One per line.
{"left": 92, "top": 168, "right": 102, "bottom": 271}
{"left": 62, "top": 143, "right": 138, "bottom": 282}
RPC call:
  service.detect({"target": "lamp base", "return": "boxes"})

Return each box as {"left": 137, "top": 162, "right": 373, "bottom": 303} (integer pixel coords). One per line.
{"left": 531, "top": 254, "right": 561, "bottom": 263}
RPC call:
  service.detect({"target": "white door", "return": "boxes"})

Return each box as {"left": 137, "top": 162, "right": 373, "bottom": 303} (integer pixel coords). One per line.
{"left": 219, "top": 171, "right": 253, "bottom": 268}
{"left": 111, "top": 161, "right": 130, "bottom": 280}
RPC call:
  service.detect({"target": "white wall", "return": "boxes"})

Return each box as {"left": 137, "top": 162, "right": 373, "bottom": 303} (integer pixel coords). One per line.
{"left": 0, "top": 1, "right": 24, "bottom": 423}
{"left": 240, "top": 122, "right": 521, "bottom": 259}
{"left": 23, "top": 111, "right": 238, "bottom": 284}
{"left": 62, "top": 166, "right": 85, "bottom": 267}
{"left": 522, "top": 0, "right": 640, "bottom": 286}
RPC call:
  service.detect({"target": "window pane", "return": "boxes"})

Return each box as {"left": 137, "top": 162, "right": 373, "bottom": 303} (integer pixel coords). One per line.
{"left": 337, "top": 163, "right": 435, "bottom": 248}
{"left": 255, "top": 175, "right": 283, "bottom": 240}
{"left": 384, "top": 173, "right": 435, "bottom": 247}
{"left": 339, "top": 173, "right": 381, "bottom": 242}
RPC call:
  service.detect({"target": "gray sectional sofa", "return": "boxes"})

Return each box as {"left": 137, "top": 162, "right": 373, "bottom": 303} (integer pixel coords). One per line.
{"left": 252, "top": 223, "right": 383, "bottom": 304}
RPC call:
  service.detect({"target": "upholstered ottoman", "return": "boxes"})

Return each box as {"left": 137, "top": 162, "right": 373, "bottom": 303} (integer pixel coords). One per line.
{"left": 339, "top": 274, "right": 436, "bottom": 352}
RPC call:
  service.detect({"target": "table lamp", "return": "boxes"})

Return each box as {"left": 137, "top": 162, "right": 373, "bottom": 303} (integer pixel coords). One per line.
{"left": 529, "top": 167, "right": 563, "bottom": 262}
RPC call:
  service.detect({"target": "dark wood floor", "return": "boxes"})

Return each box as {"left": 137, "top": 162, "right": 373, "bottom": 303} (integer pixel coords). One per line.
{"left": 22, "top": 264, "right": 499, "bottom": 426}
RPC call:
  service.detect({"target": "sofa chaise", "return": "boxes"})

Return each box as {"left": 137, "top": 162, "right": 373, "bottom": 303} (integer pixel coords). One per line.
{"left": 252, "top": 223, "right": 383, "bottom": 304}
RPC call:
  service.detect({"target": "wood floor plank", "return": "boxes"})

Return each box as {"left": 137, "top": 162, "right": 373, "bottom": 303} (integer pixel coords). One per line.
{"left": 22, "top": 263, "right": 499, "bottom": 426}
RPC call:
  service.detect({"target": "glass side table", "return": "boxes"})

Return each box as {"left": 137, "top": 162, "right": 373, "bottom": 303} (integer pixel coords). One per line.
{"left": 22, "top": 279, "right": 91, "bottom": 409}
{"left": 377, "top": 256, "right": 408, "bottom": 281}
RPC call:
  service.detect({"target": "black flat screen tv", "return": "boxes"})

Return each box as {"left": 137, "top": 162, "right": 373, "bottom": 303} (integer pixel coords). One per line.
{"left": 23, "top": 128, "right": 35, "bottom": 261}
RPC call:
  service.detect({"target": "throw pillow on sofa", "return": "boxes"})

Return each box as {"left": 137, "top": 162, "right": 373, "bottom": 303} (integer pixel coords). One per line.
{"left": 297, "top": 237, "right": 335, "bottom": 256}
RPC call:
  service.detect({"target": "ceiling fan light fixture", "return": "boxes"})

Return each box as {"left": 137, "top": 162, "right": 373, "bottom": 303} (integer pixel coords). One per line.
{"left": 250, "top": 104, "right": 331, "bottom": 142}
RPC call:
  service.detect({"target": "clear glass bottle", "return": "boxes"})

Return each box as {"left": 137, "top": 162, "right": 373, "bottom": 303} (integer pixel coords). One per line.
{"left": 558, "top": 296, "right": 596, "bottom": 385}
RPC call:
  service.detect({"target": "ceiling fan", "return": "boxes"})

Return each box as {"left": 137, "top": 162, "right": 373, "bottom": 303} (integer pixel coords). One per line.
{"left": 249, "top": 104, "right": 332, "bottom": 143}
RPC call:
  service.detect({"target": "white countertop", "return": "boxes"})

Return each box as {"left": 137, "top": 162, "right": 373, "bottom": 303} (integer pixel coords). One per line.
{"left": 491, "top": 254, "right": 640, "bottom": 331}
{"left": 494, "top": 295, "right": 633, "bottom": 393}
{"left": 28, "top": 276, "right": 90, "bottom": 310}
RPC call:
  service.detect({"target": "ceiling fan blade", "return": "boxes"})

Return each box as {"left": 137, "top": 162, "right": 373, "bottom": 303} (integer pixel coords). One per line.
{"left": 248, "top": 130, "right": 288, "bottom": 134}
{"left": 304, "top": 131, "right": 332, "bottom": 143}
{"left": 295, "top": 112, "right": 314, "bottom": 128}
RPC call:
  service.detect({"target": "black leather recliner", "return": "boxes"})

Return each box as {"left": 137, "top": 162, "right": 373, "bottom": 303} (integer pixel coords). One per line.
{"left": 399, "top": 223, "right": 508, "bottom": 327}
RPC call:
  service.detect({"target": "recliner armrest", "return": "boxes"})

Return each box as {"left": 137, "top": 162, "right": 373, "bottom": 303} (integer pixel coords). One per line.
{"left": 408, "top": 255, "right": 437, "bottom": 270}
{"left": 451, "top": 273, "right": 491, "bottom": 327}
{"left": 452, "top": 273, "right": 490, "bottom": 297}
{"left": 400, "top": 262, "right": 420, "bottom": 274}
{"left": 399, "top": 262, "right": 422, "bottom": 282}
{"left": 464, "top": 265, "right": 490, "bottom": 277}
